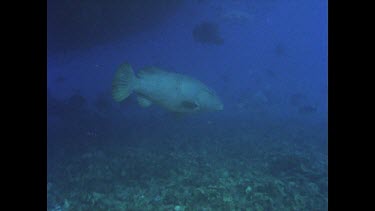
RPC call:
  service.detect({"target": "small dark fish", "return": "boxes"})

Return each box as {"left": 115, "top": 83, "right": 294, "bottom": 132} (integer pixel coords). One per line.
{"left": 298, "top": 105, "right": 317, "bottom": 114}
{"left": 192, "top": 21, "right": 224, "bottom": 45}
{"left": 220, "top": 73, "right": 230, "bottom": 82}
{"left": 265, "top": 69, "right": 276, "bottom": 78}
{"left": 94, "top": 92, "right": 111, "bottom": 112}
{"left": 55, "top": 76, "right": 66, "bottom": 83}
{"left": 289, "top": 93, "right": 306, "bottom": 106}
{"left": 66, "top": 94, "right": 86, "bottom": 109}
{"left": 86, "top": 131, "right": 98, "bottom": 137}
{"left": 275, "top": 43, "right": 286, "bottom": 56}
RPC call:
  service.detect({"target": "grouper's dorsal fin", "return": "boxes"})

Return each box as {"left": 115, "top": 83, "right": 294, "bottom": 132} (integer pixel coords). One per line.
{"left": 138, "top": 66, "right": 167, "bottom": 78}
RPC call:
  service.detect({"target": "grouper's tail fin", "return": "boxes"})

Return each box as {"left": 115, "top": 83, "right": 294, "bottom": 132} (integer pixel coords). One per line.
{"left": 112, "top": 63, "right": 136, "bottom": 102}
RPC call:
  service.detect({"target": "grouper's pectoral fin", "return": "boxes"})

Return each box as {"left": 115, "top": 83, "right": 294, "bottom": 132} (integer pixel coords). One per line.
{"left": 180, "top": 100, "right": 199, "bottom": 111}
{"left": 137, "top": 96, "right": 152, "bottom": 107}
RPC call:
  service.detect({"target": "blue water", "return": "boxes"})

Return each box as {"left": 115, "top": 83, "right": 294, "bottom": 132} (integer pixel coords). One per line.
{"left": 47, "top": 0, "right": 327, "bottom": 210}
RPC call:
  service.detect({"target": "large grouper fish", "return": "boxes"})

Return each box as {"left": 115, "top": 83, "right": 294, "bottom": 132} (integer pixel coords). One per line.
{"left": 112, "top": 63, "right": 223, "bottom": 113}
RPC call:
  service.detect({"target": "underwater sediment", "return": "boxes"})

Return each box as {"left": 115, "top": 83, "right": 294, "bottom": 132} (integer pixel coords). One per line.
{"left": 47, "top": 124, "right": 327, "bottom": 211}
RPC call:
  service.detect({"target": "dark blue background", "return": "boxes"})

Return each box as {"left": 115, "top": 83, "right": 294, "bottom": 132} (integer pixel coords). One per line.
{"left": 47, "top": 0, "right": 327, "bottom": 160}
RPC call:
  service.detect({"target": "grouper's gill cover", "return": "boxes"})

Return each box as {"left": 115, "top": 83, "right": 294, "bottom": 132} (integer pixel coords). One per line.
{"left": 111, "top": 63, "right": 223, "bottom": 113}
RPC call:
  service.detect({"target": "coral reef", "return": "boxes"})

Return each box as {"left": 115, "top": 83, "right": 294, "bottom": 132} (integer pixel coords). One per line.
{"left": 47, "top": 134, "right": 327, "bottom": 210}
